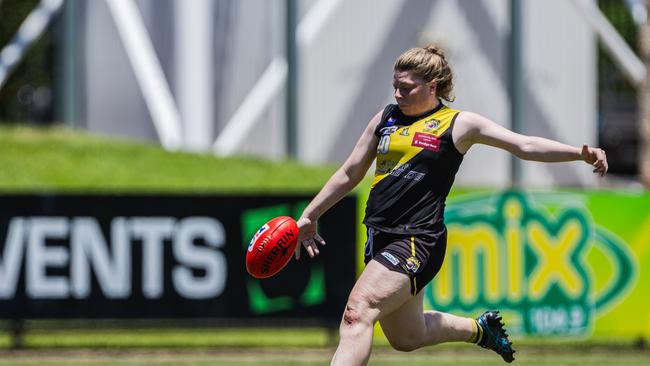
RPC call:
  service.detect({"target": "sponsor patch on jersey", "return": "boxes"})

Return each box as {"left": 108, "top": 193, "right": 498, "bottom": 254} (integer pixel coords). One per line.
{"left": 377, "top": 159, "right": 398, "bottom": 174}
{"left": 412, "top": 132, "right": 441, "bottom": 152}
{"left": 381, "top": 252, "right": 400, "bottom": 266}
{"left": 386, "top": 117, "right": 397, "bottom": 126}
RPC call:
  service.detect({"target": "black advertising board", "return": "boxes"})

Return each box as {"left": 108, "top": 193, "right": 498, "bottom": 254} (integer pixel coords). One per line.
{"left": 0, "top": 194, "right": 357, "bottom": 319}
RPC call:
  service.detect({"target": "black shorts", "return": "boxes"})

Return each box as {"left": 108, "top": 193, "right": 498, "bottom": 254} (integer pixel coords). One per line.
{"left": 363, "top": 227, "right": 447, "bottom": 296}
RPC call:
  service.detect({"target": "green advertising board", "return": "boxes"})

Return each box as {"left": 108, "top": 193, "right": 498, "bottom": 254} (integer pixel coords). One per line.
{"left": 358, "top": 189, "right": 649, "bottom": 339}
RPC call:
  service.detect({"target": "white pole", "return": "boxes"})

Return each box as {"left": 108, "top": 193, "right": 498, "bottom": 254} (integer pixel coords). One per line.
{"left": 175, "top": 0, "right": 214, "bottom": 151}
{"left": 106, "top": 0, "right": 183, "bottom": 150}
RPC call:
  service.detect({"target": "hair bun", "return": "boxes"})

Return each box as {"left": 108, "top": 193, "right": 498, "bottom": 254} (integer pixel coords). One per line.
{"left": 424, "top": 44, "right": 446, "bottom": 59}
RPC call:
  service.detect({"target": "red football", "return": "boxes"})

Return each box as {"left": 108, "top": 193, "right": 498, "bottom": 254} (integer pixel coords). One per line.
{"left": 246, "top": 216, "right": 299, "bottom": 279}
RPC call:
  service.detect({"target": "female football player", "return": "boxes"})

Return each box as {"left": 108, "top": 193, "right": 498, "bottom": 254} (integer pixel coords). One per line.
{"left": 295, "top": 44, "right": 607, "bottom": 365}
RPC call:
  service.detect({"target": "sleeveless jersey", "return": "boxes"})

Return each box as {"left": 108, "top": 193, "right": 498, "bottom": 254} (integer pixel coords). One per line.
{"left": 363, "top": 103, "right": 464, "bottom": 235}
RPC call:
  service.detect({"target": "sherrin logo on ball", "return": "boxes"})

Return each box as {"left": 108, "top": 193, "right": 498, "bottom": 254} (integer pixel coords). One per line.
{"left": 246, "top": 216, "right": 299, "bottom": 279}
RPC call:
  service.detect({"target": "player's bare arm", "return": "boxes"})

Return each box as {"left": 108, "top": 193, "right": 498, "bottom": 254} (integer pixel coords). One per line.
{"left": 452, "top": 111, "right": 608, "bottom": 176}
{"left": 295, "top": 110, "right": 382, "bottom": 259}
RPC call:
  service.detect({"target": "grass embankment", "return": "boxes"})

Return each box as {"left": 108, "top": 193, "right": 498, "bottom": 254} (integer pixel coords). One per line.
{"left": 0, "top": 125, "right": 339, "bottom": 193}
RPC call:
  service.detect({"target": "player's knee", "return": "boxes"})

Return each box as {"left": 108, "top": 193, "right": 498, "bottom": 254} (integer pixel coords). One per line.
{"left": 342, "top": 301, "right": 363, "bottom": 326}
{"left": 343, "top": 304, "right": 359, "bottom": 325}
{"left": 342, "top": 293, "right": 372, "bottom": 327}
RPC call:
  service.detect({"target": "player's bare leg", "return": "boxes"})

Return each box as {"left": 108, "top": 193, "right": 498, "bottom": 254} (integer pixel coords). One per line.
{"left": 330, "top": 260, "right": 413, "bottom": 366}
{"left": 380, "top": 291, "right": 515, "bottom": 363}
{"left": 379, "top": 290, "right": 476, "bottom": 350}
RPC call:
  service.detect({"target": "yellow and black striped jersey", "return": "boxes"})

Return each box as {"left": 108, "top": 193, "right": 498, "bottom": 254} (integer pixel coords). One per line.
{"left": 363, "top": 103, "right": 464, "bottom": 235}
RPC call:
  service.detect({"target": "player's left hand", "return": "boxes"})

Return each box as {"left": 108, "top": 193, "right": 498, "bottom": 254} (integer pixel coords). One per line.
{"left": 581, "top": 144, "right": 608, "bottom": 176}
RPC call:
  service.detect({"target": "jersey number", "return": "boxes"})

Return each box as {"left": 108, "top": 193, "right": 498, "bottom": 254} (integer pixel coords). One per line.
{"left": 378, "top": 135, "right": 390, "bottom": 154}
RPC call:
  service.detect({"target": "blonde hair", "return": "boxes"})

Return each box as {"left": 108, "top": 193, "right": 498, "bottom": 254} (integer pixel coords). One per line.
{"left": 394, "top": 45, "right": 455, "bottom": 102}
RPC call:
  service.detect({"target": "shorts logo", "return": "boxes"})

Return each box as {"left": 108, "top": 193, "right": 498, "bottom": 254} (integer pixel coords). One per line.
{"left": 405, "top": 257, "right": 421, "bottom": 273}
{"left": 381, "top": 252, "right": 400, "bottom": 266}
{"left": 412, "top": 132, "right": 441, "bottom": 152}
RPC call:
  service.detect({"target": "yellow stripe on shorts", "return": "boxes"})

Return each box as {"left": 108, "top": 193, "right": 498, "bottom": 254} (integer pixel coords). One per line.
{"left": 410, "top": 236, "right": 416, "bottom": 256}
{"left": 411, "top": 236, "right": 416, "bottom": 296}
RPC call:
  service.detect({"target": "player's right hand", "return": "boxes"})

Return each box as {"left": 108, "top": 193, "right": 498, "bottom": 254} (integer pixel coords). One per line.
{"left": 295, "top": 217, "right": 326, "bottom": 260}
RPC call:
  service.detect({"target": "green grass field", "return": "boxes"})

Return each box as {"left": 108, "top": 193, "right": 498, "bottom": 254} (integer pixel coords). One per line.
{"left": 0, "top": 314, "right": 646, "bottom": 365}
{"left": 0, "top": 326, "right": 648, "bottom": 366}
{"left": 1, "top": 125, "right": 649, "bottom": 365}
{"left": 0, "top": 125, "right": 339, "bottom": 193}
{"left": 1, "top": 345, "right": 649, "bottom": 366}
